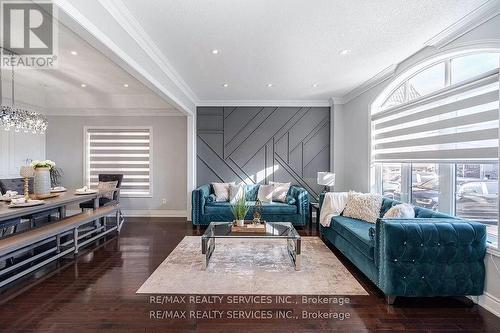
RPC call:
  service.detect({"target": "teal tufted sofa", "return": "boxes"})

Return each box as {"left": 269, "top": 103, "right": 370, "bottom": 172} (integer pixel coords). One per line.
{"left": 319, "top": 195, "right": 487, "bottom": 303}
{"left": 192, "top": 184, "right": 309, "bottom": 226}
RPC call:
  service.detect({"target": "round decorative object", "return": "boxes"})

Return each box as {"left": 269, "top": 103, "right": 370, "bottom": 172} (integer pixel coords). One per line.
{"left": 253, "top": 199, "right": 262, "bottom": 222}
{"left": 33, "top": 167, "right": 51, "bottom": 195}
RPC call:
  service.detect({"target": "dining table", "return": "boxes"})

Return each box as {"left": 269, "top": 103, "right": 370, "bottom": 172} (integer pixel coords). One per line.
{"left": 0, "top": 190, "right": 102, "bottom": 226}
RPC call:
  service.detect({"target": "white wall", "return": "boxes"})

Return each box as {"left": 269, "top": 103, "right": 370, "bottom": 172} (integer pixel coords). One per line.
{"left": 45, "top": 115, "right": 187, "bottom": 216}
{"left": 0, "top": 130, "right": 46, "bottom": 178}
{"left": 333, "top": 14, "right": 500, "bottom": 316}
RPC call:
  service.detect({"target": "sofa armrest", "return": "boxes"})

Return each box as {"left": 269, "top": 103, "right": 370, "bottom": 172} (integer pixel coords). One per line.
{"left": 376, "top": 218, "right": 487, "bottom": 297}
{"left": 290, "top": 186, "right": 309, "bottom": 220}
{"left": 191, "top": 185, "right": 211, "bottom": 224}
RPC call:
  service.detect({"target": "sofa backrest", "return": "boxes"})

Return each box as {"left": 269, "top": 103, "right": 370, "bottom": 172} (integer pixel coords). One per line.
{"left": 319, "top": 194, "right": 455, "bottom": 219}
{"left": 380, "top": 197, "right": 455, "bottom": 219}
{"left": 206, "top": 183, "right": 300, "bottom": 202}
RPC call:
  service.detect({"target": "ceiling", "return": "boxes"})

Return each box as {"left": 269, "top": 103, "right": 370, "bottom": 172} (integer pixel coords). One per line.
{"left": 118, "top": 0, "right": 489, "bottom": 103}
{"left": 1, "top": 22, "right": 179, "bottom": 115}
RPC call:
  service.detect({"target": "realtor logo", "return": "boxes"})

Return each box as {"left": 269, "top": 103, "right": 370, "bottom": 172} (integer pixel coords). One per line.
{"left": 1, "top": 0, "right": 58, "bottom": 68}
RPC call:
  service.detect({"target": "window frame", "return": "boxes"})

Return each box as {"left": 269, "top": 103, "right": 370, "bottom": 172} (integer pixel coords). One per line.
{"left": 83, "top": 125, "right": 154, "bottom": 198}
{"left": 371, "top": 50, "right": 500, "bottom": 250}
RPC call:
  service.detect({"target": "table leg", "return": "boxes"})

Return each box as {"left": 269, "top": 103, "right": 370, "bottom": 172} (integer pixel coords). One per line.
{"left": 59, "top": 206, "right": 66, "bottom": 219}
{"left": 201, "top": 237, "right": 215, "bottom": 270}
{"left": 309, "top": 206, "right": 313, "bottom": 229}
{"left": 93, "top": 196, "right": 100, "bottom": 227}
{"left": 287, "top": 237, "right": 301, "bottom": 271}
{"left": 316, "top": 207, "right": 320, "bottom": 231}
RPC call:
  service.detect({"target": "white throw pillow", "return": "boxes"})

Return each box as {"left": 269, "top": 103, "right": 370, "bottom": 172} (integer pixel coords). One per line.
{"left": 229, "top": 184, "right": 245, "bottom": 204}
{"left": 342, "top": 191, "right": 383, "bottom": 223}
{"left": 212, "top": 182, "right": 235, "bottom": 202}
{"left": 269, "top": 181, "right": 291, "bottom": 203}
{"left": 98, "top": 181, "right": 118, "bottom": 200}
{"left": 383, "top": 203, "right": 415, "bottom": 219}
{"left": 257, "top": 184, "right": 274, "bottom": 203}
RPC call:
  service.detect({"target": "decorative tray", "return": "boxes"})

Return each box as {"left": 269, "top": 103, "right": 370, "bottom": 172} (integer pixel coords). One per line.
{"left": 231, "top": 221, "right": 266, "bottom": 233}
{"left": 30, "top": 193, "right": 61, "bottom": 200}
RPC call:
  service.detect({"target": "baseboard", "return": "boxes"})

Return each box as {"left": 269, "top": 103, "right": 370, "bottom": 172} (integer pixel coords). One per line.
{"left": 477, "top": 292, "right": 500, "bottom": 317}
{"left": 122, "top": 210, "right": 187, "bottom": 217}
{"left": 66, "top": 209, "right": 187, "bottom": 218}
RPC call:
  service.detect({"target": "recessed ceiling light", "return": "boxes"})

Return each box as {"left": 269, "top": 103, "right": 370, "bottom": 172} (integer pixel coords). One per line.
{"left": 312, "top": 83, "right": 319, "bottom": 88}
{"left": 211, "top": 49, "right": 219, "bottom": 55}
{"left": 123, "top": 83, "right": 129, "bottom": 88}
{"left": 80, "top": 83, "right": 87, "bottom": 88}
{"left": 222, "top": 83, "right": 229, "bottom": 87}
{"left": 266, "top": 83, "right": 273, "bottom": 88}
{"left": 70, "top": 50, "right": 78, "bottom": 56}
{"left": 339, "top": 49, "right": 352, "bottom": 56}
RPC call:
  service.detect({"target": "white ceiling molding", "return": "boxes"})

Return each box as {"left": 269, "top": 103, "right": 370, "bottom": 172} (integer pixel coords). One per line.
{"left": 424, "top": 0, "right": 500, "bottom": 49}
{"left": 45, "top": 108, "right": 183, "bottom": 117}
{"left": 98, "top": 0, "right": 199, "bottom": 104}
{"left": 54, "top": 0, "right": 196, "bottom": 115}
{"left": 198, "top": 100, "right": 332, "bottom": 107}
{"left": 339, "top": 64, "right": 398, "bottom": 105}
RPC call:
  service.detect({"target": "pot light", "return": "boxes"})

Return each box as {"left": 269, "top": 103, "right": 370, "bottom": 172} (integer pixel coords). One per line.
{"left": 266, "top": 83, "right": 273, "bottom": 88}
{"left": 70, "top": 50, "right": 78, "bottom": 56}
{"left": 222, "top": 83, "right": 229, "bottom": 87}
{"left": 80, "top": 83, "right": 87, "bottom": 88}
{"left": 211, "top": 49, "right": 219, "bottom": 55}
{"left": 339, "top": 49, "right": 352, "bottom": 56}
{"left": 312, "top": 83, "right": 319, "bottom": 88}
{"left": 123, "top": 83, "right": 129, "bottom": 88}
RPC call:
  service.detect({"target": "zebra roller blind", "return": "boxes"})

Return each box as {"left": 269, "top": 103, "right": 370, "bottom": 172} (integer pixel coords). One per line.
{"left": 85, "top": 127, "right": 152, "bottom": 197}
{"left": 372, "top": 70, "right": 499, "bottom": 163}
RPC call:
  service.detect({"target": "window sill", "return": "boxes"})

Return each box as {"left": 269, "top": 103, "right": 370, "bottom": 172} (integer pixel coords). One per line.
{"left": 487, "top": 245, "right": 500, "bottom": 258}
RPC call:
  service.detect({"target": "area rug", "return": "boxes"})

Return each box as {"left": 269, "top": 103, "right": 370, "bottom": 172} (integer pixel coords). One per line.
{"left": 137, "top": 236, "right": 367, "bottom": 295}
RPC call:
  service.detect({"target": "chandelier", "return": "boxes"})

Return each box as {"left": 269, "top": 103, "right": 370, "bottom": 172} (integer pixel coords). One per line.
{"left": 0, "top": 49, "right": 48, "bottom": 134}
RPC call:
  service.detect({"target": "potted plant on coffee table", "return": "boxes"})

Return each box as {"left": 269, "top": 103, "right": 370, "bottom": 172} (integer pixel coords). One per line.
{"left": 230, "top": 196, "right": 249, "bottom": 227}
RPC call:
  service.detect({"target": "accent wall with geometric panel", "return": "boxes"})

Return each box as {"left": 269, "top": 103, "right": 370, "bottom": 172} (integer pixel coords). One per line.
{"left": 197, "top": 106, "right": 330, "bottom": 198}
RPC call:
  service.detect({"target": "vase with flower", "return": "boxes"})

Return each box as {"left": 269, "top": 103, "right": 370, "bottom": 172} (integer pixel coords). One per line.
{"left": 30, "top": 160, "right": 56, "bottom": 196}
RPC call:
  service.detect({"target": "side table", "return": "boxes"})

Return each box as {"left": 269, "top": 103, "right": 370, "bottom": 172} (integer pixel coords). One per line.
{"left": 309, "top": 202, "right": 320, "bottom": 230}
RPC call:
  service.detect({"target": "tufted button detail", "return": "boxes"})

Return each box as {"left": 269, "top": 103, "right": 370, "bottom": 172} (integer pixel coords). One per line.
{"left": 403, "top": 241, "right": 407, "bottom": 245}
{"left": 437, "top": 243, "right": 440, "bottom": 246}
{"left": 412, "top": 259, "right": 415, "bottom": 262}
{"left": 421, "top": 276, "right": 425, "bottom": 279}
{"left": 420, "top": 243, "right": 424, "bottom": 247}
{"left": 394, "top": 259, "right": 398, "bottom": 262}
{"left": 402, "top": 276, "right": 406, "bottom": 279}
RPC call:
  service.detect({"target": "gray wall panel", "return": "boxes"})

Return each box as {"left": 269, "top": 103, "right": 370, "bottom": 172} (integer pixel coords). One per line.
{"left": 197, "top": 106, "right": 330, "bottom": 197}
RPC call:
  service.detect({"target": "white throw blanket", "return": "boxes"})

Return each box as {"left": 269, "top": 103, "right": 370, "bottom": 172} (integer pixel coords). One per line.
{"left": 319, "top": 192, "right": 349, "bottom": 227}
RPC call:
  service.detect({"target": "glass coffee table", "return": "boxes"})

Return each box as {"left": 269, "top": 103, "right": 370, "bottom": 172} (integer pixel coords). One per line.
{"left": 201, "top": 222, "right": 301, "bottom": 271}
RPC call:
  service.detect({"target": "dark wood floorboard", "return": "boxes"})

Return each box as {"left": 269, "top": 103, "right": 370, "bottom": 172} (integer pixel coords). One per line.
{"left": 0, "top": 218, "right": 499, "bottom": 332}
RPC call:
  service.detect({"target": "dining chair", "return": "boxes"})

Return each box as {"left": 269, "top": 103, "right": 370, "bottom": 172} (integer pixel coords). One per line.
{"left": 79, "top": 174, "right": 124, "bottom": 226}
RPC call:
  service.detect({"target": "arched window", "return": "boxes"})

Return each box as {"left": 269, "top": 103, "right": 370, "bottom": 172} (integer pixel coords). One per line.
{"left": 371, "top": 51, "right": 500, "bottom": 246}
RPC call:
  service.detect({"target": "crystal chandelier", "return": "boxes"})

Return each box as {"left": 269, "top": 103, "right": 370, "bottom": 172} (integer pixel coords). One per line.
{"left": 0, "top": 49, "right": 48, "bottom": 134}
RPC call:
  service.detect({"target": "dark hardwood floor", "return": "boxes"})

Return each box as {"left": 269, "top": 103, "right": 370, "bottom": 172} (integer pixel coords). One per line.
{"left": 1, "top": 218, "right": 499, "bottom": 332}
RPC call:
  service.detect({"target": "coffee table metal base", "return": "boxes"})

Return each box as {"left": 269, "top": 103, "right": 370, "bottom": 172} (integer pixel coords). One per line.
{"left": 201, "top": 237, "right": 301, "bottom": 271}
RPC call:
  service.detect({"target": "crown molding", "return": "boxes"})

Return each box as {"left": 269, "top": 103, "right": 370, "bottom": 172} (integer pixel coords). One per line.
{"left": 341, "top": 64, "right": 397, "bottom": 104}
{"left": 98, "top": 0, "right": 199, "bottom": 104}
{"left": 197, "top": 99, "right": 332, "bottom": 107}
{"left": 424, "top": 0, "right": 500, "bottom": 49}
{"left": 55, "top": 0, "right": 195, "bottom": 115}
{"left": 45, "top": 108, "right": 183, "bottom": 117}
